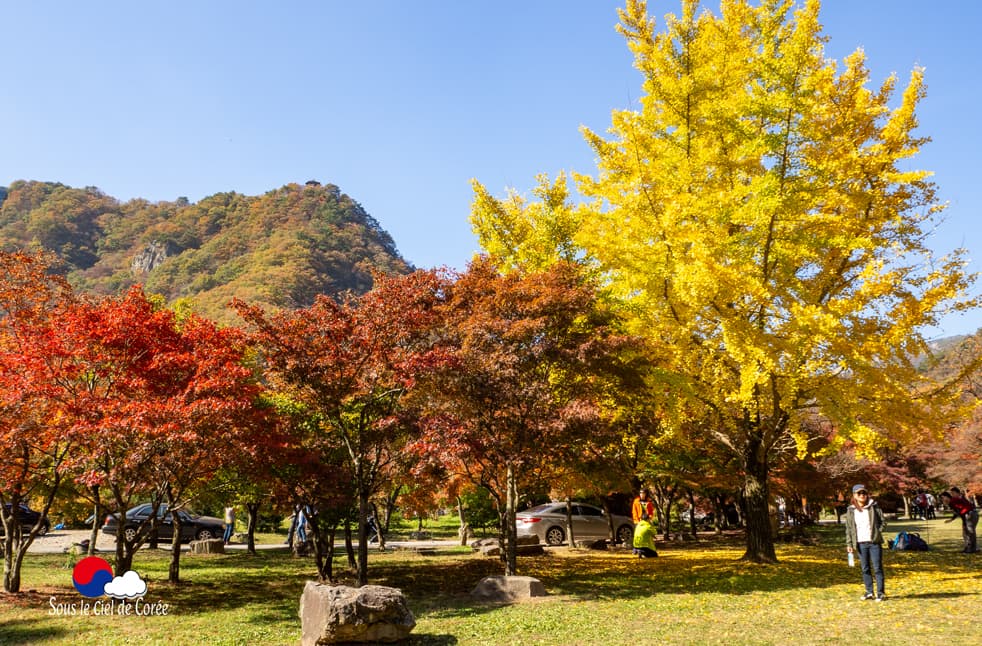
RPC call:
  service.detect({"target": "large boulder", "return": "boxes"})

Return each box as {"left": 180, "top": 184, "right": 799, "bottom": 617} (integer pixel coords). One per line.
{"left": 471, "top": 575, "right": 548, "bottom": 602}
{"left": 299, "top": 582, "right": 415, "bottom": 645}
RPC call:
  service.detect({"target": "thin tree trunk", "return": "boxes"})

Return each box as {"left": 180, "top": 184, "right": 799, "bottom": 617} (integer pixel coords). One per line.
{"left": 382, "top": 486, "right": 402, "bottom": 535}
{"left": 111, "top": 491, "right": 135, "bottom": 576}
{"left": 687, "top": 489, "right": 698, "bottom": 536}
{"left": 167, "top": 487, "right": 183, "bottom": 584}
{"left": 246, "top": 502, "right": 260, "bottom": 555}
{"left": 456, "top": 496, "right": 470, "bottom": 546}
{"left": 344, "top": 518, "right": 356, "bottom": 571}
{"left": 602, "top": 499, "right": 616, "bottom": 543}
{"left": 2, "top": 519, "right": 21, "bottom": 592}
{"left": 168, "top": 514, "right": 182, "bottom": 584}
{"left": 88, "top": 490, "right": 102, "bottom": 556}
{"left": 311, "top": 516, "right": 336, "bottom": 583}
{"left": 503, "top": 464, "right": 518, "bottom": 575}
{"left": 357, "top": 487, "right": 369, "bottom": 586}
{"left": 564, "top": 498, "right": 576, "bottom": 549}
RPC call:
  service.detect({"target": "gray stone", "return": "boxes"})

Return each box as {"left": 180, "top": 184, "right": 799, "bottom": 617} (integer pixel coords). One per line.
{"left": 299, "top": 582, "right": 415, "bottom": 645}
{"left": 479, "top": 540, "right": 545, "bottom": 557}
{"left": 574, "top": 539, "right": 608, "bottom": 550}
{"left": 471, "top": 575, "right": 548, "bottom": 602}
{"left": 479, "top": 543, "right": 501, "bottom": 556}
{"left": 188, "top": 538, "right": 225, "bottom": 554}
{"left": 470, "top": 537, "right": 498, "bottom": 550}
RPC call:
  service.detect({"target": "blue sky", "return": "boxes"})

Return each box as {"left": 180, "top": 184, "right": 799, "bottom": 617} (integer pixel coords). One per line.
{"left": 2, "top": 1, "right": 980, "bottom": 337}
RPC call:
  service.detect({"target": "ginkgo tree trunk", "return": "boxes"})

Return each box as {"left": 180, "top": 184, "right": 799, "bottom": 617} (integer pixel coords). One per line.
{"left": 472, "top": 0, "right": 977, "bottom": 563}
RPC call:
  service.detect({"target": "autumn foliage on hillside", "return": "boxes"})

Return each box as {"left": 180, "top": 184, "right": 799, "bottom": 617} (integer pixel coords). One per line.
{"left": 0, "top": 180, "right": 410, "bottom": 323}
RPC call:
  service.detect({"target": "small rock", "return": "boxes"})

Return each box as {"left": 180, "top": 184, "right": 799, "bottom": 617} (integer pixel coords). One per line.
{"left": 471, "top": 575, "right": 548, "bottom": 602}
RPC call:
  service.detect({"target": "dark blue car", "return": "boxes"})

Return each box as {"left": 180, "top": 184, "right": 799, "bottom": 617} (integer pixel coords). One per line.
{"left": 0, "top": 503, "right": 51, "bottom": 535}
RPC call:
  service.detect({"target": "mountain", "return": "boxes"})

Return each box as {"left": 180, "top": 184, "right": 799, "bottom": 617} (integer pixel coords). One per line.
{"left": 0, "top": 180, "right": 412, "bottom": 324}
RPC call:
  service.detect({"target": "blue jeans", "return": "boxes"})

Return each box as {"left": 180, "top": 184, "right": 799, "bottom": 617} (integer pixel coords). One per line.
{"left": 858, "top": 542, "right": 884, "bottom": 596}
{"left": 223, "top": 523, "right": 234, "bottom": 543}
{"left": 960, "top": 509, "right": 978, "bottom": 553}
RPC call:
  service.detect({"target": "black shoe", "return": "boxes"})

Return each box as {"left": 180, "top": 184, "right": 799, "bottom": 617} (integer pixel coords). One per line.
{"left": 860, "top": 593, "right": 874, "bottom": 601}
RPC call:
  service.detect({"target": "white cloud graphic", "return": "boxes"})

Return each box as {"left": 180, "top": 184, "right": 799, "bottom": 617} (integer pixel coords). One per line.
{"left": 103, "top": 570, "right": 147, "bottom": 599}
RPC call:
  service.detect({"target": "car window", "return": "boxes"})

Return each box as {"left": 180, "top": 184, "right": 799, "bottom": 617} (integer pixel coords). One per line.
{"left": 129, "top": 505, "right": 151, "bottom": 517}
{"left": 575, "top": 505, "right": 603, "bottom": 517}
{"left": 522, "top": 504, "right": 557, "bottom": 514}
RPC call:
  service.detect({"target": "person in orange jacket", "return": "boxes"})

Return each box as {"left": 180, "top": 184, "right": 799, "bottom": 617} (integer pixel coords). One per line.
{"left": 632, "top": 488, "right": 654, "bottom": 525}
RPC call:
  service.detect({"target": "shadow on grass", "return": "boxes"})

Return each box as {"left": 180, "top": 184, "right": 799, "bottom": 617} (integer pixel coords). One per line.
{"left": 407, "top": 635, "right": 459, "bottom": 645}
{"left": 900, "top": 591, "right": 976, "bottom": 599}
{"left": 0, "top": 617, "right": 70, "bottom": 645}
{"left": 17, "top": 527, "right": 977, "bottom": 632}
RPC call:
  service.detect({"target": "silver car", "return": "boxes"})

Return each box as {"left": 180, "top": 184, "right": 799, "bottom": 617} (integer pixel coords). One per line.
{"left": 516, "top": 502, "right": 634, "bottom": 546}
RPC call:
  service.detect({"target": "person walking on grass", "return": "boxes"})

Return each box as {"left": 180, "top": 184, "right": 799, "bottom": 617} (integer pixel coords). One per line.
{"left": 223, "top": 505, "right": 236, "bottom": 545}
{"left": 845, "top": 484, "right": 887, "bottom": 601}
{"left": 939, "top": 488, "right": 977, "bottom": 554}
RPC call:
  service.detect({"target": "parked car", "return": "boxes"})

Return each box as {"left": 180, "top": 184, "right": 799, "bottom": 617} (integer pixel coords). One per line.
{"left": 516, "top": 502, "right": 634, "bottom": 546}
{"left": 0, "top": 502, "right": 51, "bottom": 535}
{"left": 101, "top": 504, "right": 224, "bottom": 543}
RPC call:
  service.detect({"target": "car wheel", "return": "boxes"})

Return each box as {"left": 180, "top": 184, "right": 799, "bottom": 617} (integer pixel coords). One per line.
{"left": 123, "top": 527, "right": 138, "bottom": 542}
{"left": 37, "top": 522, "right": 49, "bottom": 536}
{"left": 617, "top": 524, "right": 634, "bottom": 545}
{"left": 195, "top": 528, "right": 216, "bottom": 541}
{"left": 545, "top": 526, "right": 565, "bottom": 546}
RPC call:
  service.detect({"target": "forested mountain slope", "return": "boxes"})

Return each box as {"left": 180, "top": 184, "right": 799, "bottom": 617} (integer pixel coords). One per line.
{"left": 0, "top": 180, "right": 411, "bottom": 323}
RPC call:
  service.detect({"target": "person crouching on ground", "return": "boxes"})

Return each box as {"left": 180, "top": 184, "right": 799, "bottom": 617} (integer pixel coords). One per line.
{"left": 633, "top": 513, "right": 658, "bottom": 558}
{"left": 845, "top": 484, "right": 886, "bottom": 601}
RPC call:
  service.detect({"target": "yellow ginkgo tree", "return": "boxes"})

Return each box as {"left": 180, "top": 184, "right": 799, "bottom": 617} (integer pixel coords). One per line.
{"left": 472, "top": 0, "right": 978, "bottom": 562}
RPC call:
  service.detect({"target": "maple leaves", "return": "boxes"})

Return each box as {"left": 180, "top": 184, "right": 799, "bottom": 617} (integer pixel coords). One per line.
{"left": 1, "top": 253, "right": 262, "bottom": 586}
{"left": 407, "top": 257, "right": 641, "bottom": 574}
{"left": 235, "top": 269, "right": 450, "bottom": 585}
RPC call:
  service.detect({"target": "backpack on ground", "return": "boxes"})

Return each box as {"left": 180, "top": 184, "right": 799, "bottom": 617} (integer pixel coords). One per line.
{"left": 890, "top": 530, "right": 928, "bottom": 551}
{"left": 890, "top": 531, "right": 909, "bottom": 550}
{"left": 905, "top": 532, "right": 929, "bottom": 551}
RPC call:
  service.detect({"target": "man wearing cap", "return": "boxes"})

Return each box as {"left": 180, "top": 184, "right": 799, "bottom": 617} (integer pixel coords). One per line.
{"left": 844, "top": 484, "right": 887, "bottom": 601}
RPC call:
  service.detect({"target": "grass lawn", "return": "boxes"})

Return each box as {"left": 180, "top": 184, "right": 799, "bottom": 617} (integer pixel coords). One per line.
{"left": 1, "top": 517, "right": 978, "bottom": 645}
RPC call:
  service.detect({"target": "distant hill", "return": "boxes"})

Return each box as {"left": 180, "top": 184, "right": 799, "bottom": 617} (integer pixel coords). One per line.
{"left": 0, "top": 180, "right": 412, "bottom": 323}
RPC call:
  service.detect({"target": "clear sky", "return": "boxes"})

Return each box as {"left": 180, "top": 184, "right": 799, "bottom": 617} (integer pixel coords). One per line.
{"left": 2, "top": 1, "right": 979, "bottom": 337}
